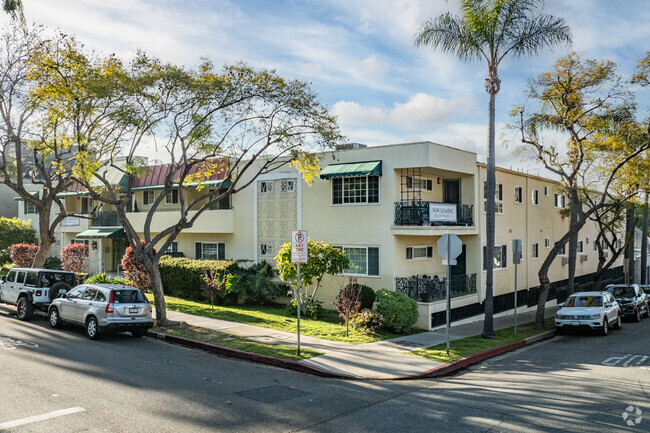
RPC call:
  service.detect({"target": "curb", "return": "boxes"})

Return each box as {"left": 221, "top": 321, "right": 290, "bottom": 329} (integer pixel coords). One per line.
{"left": 146, "top": 330, "right": 356, "bottom": 380}
{"left": 147, "top": 328, "right": 556, "bottom": 381}
{"left": 403, "top": 329, "right": 557, "bottom": 380}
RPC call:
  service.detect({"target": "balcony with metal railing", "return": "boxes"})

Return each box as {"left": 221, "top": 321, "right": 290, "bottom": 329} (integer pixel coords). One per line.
{"left": 394, "top": 201, "right": 473, "bottom": 226}
{"left": 395, "top": 273, "right": 478, "bottom": 303}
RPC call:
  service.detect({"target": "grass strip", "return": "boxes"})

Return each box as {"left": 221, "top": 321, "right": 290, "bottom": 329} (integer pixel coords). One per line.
{"left": 153, "top": 322, "right": 323, "bottom": 361}
{"left": 409, "top": 318, "right": 554, "bottom": 363}
{"left": 160, "top": 295, "right": 417, "bottom": 344}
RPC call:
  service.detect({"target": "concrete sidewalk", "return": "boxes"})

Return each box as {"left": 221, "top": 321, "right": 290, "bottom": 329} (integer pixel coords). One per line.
{"left": 159, "top": 306, "right": 559, "bottom": 379}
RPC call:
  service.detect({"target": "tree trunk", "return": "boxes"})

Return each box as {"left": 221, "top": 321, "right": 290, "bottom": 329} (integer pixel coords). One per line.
{"left": 34, "top": 205, "right": 53, "bottom": 268}
{"left": 625, "top": 206, "right": 635, "bottom": 283}
{"left": 567, "top": 192, "right": 579, "bottom": 293}
{"left": 642, "top": 193, "right": 648, "bottom": 284}
{"left": 482, "top": 68, "right": 499, "bottom": 339}
{"left": 142, "top": 254, "right": 168, "bottom": 326}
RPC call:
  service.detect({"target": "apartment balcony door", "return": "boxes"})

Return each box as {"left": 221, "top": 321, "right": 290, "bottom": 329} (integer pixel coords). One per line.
{"left": 443, "top": 179, "right": 461, "bottom": 204}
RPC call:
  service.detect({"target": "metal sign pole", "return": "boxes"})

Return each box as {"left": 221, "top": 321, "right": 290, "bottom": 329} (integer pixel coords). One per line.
{"left": 514, "top": 260, "right": 518, "bottom": 336}
{"left": 446, "top": 234, "right": 451, "bottom": 356}
{"left": 296, "top": 263, "right": 301, "bottom": 356}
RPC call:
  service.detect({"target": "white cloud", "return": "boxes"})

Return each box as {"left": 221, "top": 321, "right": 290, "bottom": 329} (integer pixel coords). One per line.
{"left": 332, "top": 93, "right": 477, "bottom": 129}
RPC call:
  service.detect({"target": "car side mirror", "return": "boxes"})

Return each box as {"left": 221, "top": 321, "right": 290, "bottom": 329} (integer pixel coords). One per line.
{"left": 605, "top": 303, "right": 612, "bottom": 308}
{"left": 558, "top": 302, "right": 564, "bottom": 308}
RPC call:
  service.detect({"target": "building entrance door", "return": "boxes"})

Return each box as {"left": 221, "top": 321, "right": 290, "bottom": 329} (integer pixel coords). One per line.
{"left": 112, "top": 239, "right": 127, "bottom": 272}
{"left": 443, "top": 179, "right": 461, "bottom": 204}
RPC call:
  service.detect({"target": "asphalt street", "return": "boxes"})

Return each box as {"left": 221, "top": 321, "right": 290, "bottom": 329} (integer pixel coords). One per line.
{"left": 0, "top": 305, "right": 648, "bottom": 432}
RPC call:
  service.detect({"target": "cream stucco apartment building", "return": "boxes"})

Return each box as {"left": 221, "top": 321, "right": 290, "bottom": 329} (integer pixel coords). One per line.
{"left": 17, "top": 141, "right": 624, "bottom": 330}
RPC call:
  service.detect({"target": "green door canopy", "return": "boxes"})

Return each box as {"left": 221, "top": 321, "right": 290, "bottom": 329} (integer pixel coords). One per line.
{"left": 76, "top": 228, "right": 126, "bottom": 239}
{"left": 319, "top": 161, "right": 382, "bottom": 179}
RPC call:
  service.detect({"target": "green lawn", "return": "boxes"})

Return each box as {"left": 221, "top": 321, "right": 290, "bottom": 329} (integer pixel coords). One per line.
{"left": 158, "top": 295, "right": 416, "bottom": 344}
{"left": 154, "top": 322, "right": 322, "bottom": 361}
{"left": 409, "top": 318, "right": 554, "bottom": 363}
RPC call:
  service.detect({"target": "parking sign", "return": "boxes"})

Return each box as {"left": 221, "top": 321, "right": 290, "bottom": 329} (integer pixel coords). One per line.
{"left": 291, "top": 230, "right": 308, "bottom": 264}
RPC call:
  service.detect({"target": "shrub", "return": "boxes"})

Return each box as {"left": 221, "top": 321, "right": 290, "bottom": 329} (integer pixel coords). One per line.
{"left": 121, "top": 241, "right": 156, "bottom": 290}
{"left": 60, "top": 243, "right": 89, "bottom": 274}
{"left": 236, "top": 261, "right": 285, "bottom": 304}
{"left": 43, "top": 256, "right": 62, "bottom": 270}
{"left": 84, "top": 272, "right": 129, "bottom": 285}
{"left": 350, "top": 309, "right": 384, "bottom": 334}
{"left": 10, "top": 243, "right": 38, "bottom": 267}
{"left": 375, "top": 289, "right": 418, "bottom": 333}
{"left": 203, "top": 271, "right": 234, "bottom": 310}
{"left": 345, "top": 283, "right": 375, "bottom": 310}
{"left": 285, "top": 297, "right": 324, "bottom": 319}
{"left": 158, "top": 255, "right": 237, "bottom": 300}
{"left": 0, "top": 217, "right": 37, "bottom": 252}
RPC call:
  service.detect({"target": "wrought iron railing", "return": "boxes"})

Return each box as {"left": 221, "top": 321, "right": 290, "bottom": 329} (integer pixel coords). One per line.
{"left": 91, "top": 210, "right": 120, "bottom": 226}
{"left": 394, "top": 201, "right": 473, "bottom": 226}
{"left": 395, "top": 273, "right": 477, "bottom": 303}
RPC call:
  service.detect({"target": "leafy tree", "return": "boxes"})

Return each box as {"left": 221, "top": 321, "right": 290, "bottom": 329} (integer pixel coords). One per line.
{"left": 10, "top": 243, "right": 37, "bottom": 267}
{"left": 586, "top": 199, "right": 626, "bottom": 290}
{"left": 276, "top": 240, "right": 349, "bottom": 315}
{"left": 203, "top": 270, "right": 232, "bottom": 311}
{"left": 72, "top": 56, "right": 341, "bottom": 326}
{"left": 514, "top": 53, "right": 650, "bottom": 325}
{"left": 0, "top": 217, "right": 36, "bottom": 252}
{"left": 0, "top": 27, "right": 130, "bottom": 267}
{"left": 414, "top": 0, "right": 571, "bottom": 338}
{"left": 121, "top": 241, "right": 156, "bottom": 291}
{"left": 2, "top": 0, "right": 24, "bottom": 24}
{"left": 59, "top": 243, "right": 88, "bottom": 274}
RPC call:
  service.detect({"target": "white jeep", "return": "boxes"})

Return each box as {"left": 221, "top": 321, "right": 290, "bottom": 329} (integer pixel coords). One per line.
{"left": 0, "top": 268, "right": 76, "bottom": 320}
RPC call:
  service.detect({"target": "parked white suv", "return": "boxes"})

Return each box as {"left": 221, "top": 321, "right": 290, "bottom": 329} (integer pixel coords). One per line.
{"left": 0, "top": 268, "right": 76, "bottom": 320}
{"left": 555, "top": 291, "right": 621, "bottom": 335}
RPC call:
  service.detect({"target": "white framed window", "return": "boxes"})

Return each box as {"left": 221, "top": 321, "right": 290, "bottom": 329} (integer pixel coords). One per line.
{"left": 333, "top": 245, "right": 380, "bottom": 277}
{"left": 558, "top": 244, "right": 566, "bottom": 255}
{"left": 166, "top": 190, "right": 179, "bottom": 204}
{"left": 483, "top": 181, "right": 504, "bottom": 214}
{"left": 143, "top": 190, "right": 155, "bottom": 206}
{"left": 406, "top": 176, "right": 433, "bottom": 191}
{"left": 166, "top": 241, "right": 178, "bottom": 254}
{"left": 195, "top": 242, "right": 225, "bottom": 260}
{"left": 532, "top": 242, "right": 539, "bottom": 259}
{"left": 545, "top": 238, "right": 551, "bottom": 248}
{"left": 544, "top": 186, "right": 550, "bottom": 196}
{"left": 602, "top": 239, "right": 609, "bottom": 251}
{"left": 406, "top": 245, "right": 433, "bottom": 260}
{"left": 280, "top": 180, "right": 295, "bottom": 193}
{"left": 332, "top": 176, "right": 379, "bottom": 205}
{"left": 24, "top": 201, "right": 37, "bottom": 215}
{"left": 593, "top": 240, "right": 598, "bottom": 252}
{"left": 554, "top": 193, "right": 565, "bottom": 208}
{"left": 514, "top": 186, "right": 523, "bottom": 204}
{"left": 81, "top": 197, "right": 94, "bottom": 214}
{"left": 259, "top": 181, "right": 274, "bottom": 195}
{"left": 577, "top": 240, "right": 583, "bottom": 253}
{"left": 260, "top": 242, "right": 274, "bottom": 257}
{"left": 483, "top": 244, "right": 508, "bottom": 270}
{"left": 616, "top": 239, "right": 622, "bottom": 249}
{"left": 586, "top": 236, "right": 590, "bottom": 245}
{"left": 531, "top": 189, "right": 539, "bottom": 206}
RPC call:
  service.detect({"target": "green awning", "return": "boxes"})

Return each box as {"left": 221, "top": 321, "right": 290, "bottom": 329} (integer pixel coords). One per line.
{"left": 131, "top": 179, "right": 232, "bottom": 191}
{"left": 56, "top": 191, "right": 89, "bottom": 198}
{"left": 75, "top": 228, "right": 126, "bottom": 239}
{"left": 13, "top": 191, "right": 40, "bottom": 201}
{"left": 319, "top": 161, "right": 382, "bottom": 179}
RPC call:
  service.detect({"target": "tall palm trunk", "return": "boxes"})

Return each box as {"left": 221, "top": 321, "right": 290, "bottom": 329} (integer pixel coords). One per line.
{"left": 625, "top": 206, "right": 636, "bottom": 283}
{"left": 642, "top": 192, "right": 648, "bottom": 284}
{"left": 482, "top": 67, "right": 499, "bottom": 339}
{"left": 567, "top": 190, "right": 579, "bottom": 293}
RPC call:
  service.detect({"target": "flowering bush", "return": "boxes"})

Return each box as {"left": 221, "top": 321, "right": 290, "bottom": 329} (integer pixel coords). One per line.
{"left": 60, "top": 243, "right": 89, "bottom": 273}
{"left": 121, "top": 241, "right": 156, "bottom": 290}
{"left": 9, "top": 243, "right": 38, "bottom": 267}
{"left": 350, "top": 309, "right": 384, "bottom": 334}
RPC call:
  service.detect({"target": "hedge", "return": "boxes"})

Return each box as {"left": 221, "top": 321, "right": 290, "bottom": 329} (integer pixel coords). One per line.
{"left": 159, "top": 255, "right": 237, "bottom": 300}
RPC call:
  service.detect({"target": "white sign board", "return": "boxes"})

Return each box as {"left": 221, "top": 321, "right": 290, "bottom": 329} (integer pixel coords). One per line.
{"left": 429, "top": 203, "right": 457, "bottom": 223}
{"left": 61, "top": 216, "right": 80, "bottom": 227}
{"left": 438, "top": 233, "right": 462, "bottom": 266}
{"left": 291, "top": 230, "right": 308, "bottom": 264}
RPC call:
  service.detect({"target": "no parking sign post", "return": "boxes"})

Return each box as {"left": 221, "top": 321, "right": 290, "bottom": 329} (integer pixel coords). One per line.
{"left": 291, "top": 230, "right": 308, "bottom": 355}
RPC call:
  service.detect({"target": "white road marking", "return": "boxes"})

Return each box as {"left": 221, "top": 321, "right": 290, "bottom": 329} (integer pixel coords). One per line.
{"left": 0, "top": 407, "right": 86, "bottom": 429}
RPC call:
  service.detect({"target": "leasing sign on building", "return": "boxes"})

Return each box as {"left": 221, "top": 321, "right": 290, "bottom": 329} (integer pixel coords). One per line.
{"left": 429, "top": 203, "right": 457, "bottom": 223}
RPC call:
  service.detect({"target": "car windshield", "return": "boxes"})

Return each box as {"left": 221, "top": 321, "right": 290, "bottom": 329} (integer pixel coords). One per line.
{"left": 607, "top": 286, "right": 635, "bottom": 298}
{"left": 112, "top": 289, "right": 145, "bottom": 304}
{"left": 565, "top": 296, "right": 602, "bottom": 308}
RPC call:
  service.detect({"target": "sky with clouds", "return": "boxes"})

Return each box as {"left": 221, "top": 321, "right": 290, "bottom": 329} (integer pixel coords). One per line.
{"left": 4, "top": 0, "right": 649, "bottom": 173}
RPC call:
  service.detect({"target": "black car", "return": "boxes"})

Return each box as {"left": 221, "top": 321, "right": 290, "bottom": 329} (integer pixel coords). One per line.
{"left": 606, "top": 284, "right": 650, "bottom": 322}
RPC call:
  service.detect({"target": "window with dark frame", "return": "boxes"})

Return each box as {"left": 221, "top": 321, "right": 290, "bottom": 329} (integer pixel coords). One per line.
{"left": 332, "top": 176, "right": 379, "bottom": 205}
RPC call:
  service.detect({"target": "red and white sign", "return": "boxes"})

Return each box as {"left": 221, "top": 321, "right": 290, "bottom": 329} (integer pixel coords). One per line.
{"left": 291, "top": 230, "right": 308, "bottom": 264}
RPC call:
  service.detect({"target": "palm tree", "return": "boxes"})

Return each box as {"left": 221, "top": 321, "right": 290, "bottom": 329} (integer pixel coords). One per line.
{"left": 414, "top": 0, "right": 570, "bottom": 338}
{"left": 3, "top": 0, "right": 24, "bottom": 24}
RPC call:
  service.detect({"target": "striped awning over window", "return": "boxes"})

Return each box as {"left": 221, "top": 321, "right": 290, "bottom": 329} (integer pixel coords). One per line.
{"left": 319, "top": 161, "right": 382, "bottom": 179}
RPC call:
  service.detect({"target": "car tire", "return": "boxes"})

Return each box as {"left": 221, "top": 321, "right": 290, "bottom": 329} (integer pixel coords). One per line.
{"left": 601, "top": 318, "right": 608, "bottom": 336}
{"left": 49, "top": 308, "right": 62, "bottom": 329}
{"left": 48, "top": 281, "right": 71, "bottom": 301}
{"left": 635, "top": 308, "right": 641, "bottom": 322}
{"left": 613, "top": 313, "right": 622, "bottom": 330}
{"left": 131, "top": 330, "right": 147, "bottom": 338}
{"left": 85, "top": 317, "right": 100, "bottom": 340}
{"left": 644, "top": 303, "right": 650, "bottom": 318}
{"left": 16, "top": 297, "right": 33, "bottom": 321}
{"left": 555, "top": 327, "right": 564, "bottom": 335}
